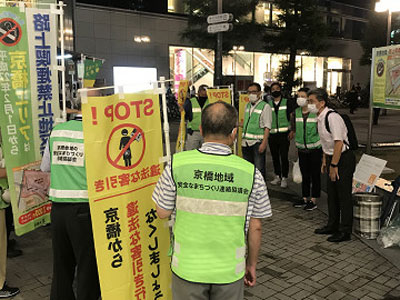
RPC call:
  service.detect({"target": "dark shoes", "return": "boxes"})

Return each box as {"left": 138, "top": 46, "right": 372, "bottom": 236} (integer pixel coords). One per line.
{"left": 304, "top": 201, "right": 317, "bottom": 211}
{"left": 327, "top": 232, "right": 351, "bottom": 243}
{"left": 0, "top": 283, "right": 20, "bottom": 298}
{"left": 293, "top": 199, "right": 306, "bottom": 208}
{"left": 314, "top": 226, "right": 335, "bottom": 235}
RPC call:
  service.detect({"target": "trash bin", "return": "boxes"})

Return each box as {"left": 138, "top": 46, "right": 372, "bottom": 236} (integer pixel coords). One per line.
{"left": 353, "top": 192, "right": 383, "bottom": 239}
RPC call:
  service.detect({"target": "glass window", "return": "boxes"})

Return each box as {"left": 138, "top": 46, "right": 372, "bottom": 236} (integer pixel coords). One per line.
{"left": 271, "top": 5, "right": 285, "bottom": 27}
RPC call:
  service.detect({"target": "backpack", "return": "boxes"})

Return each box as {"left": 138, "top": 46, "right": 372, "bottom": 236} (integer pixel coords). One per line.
{"left": 324, "top": 110, "right": 358, "bottom": 150}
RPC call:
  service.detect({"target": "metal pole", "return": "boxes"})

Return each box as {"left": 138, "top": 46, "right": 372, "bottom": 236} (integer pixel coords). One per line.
{"left": 59, "top": 1, "right": 66, "bottom": 122}
{"left": 387, "top": 10, "right": 392, "bottom": 45}
{"left": 366, "top": 48, "right": 376, "bottom": 154}
{"left": 214, "top": 0, "right": 223, "bottom": 86}
{"left": 160, "top": 76, "right": 171, "bottom": 160}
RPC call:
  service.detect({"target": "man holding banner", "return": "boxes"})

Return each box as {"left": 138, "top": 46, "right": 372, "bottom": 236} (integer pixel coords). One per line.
{"left": 41, "top": 97, "right": 100, "bottom": 300}
{"left": 153, "top": 102, "right": 272, "bottom": 300}
{"left": 183, "top": 85, "right": 209, "bottom": 150}
{"left": 241, "top": 83, "right": 272, "bottom": 180}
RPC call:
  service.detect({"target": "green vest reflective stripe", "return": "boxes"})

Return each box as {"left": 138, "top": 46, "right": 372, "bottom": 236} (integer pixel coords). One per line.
{"left": 269, "top": 98, "right": 289, "bottom": 134}
{"left": 242, "top": 101, "right": 267, "bottom": 140}
{"left": 187, "top": 97, "right": 209, "bottom": 131}
{"left": 49, "top": 120, "right": 88, "bottom": 203}
{"left": 171, "top": 150, "right": 255, "bottom": 284}
{"left": 295, "top": 108, "right": 321, "bottom": 149}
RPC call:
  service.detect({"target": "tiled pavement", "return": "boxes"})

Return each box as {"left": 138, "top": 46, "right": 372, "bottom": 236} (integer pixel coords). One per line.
{"left": 5, "top": 185, "right": 400, "bottom": 300}
{"left": 244, "top": 187, "right": 400, "bottom": 300}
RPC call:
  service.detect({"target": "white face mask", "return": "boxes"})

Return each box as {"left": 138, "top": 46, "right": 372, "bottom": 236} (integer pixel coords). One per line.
{"left": 297, "top": 97, "right": 308, "bottom": 107}
{"left": 308, "top": 103, "right": 319, "bottom": 114}
{"left": 249, "top": 94, "right": 259, "bottom": 103}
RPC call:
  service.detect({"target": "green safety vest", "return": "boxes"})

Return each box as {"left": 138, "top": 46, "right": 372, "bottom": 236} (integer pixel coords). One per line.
{"left": 171, "top": 150, "right": 255, "bottom": 284}
{"left": 49, "top": 120, "right": 88, "bottom": 203}
{"left": 187, "top": 97, "right": 210, "bottom": 131}
{"left": 0, "top": 144, "right": 9, "bottom": 209}
{"left": 295, "top": 108, "right": 321, "bottom": 149}
{"left": 242, "top": 101, "right": 267, "bottom": 140}
{"left": 269, "top": 98, "right": 289, "bottom": 134}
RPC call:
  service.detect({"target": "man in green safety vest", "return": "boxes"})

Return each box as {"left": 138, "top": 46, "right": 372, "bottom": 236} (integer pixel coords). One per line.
{"left": 153, "top": 101, "right": 272, "bottom": 300}
{"left": 40, "top": 96, "right": 100, "bottom": 300}
{"left": 182, "top": 84, "right": 209, "bottom": 150}
{"left": 0, "top": 134, "right": 20, "bottom": 298}
{"left": 267, "top": 82, "right": 295, "bottom": 188}
{"left": 241, "top": 82, "right": 272, "bottom": 180}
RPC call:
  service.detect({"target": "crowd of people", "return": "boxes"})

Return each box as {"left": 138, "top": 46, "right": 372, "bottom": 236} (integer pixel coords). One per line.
{"left": 0, "top": 80, "right": 356, "bottom": 300}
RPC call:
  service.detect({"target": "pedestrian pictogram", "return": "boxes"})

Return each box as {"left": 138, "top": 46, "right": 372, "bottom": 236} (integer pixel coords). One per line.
{"left": 106, "top": 124, "right": 146, "bottom": 170}
{"left": 0, "top": 18, "right": 22, "bottom": 47}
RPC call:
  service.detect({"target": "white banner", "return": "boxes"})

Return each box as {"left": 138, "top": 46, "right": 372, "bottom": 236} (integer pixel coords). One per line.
{"left": 26, "top": 7, "right": 60, "bottom": 156}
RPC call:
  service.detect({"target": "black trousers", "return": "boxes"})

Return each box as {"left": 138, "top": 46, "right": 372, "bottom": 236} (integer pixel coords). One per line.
{"left": 298, "top": 149, "right": 322, "bottom": 198}
{"left": 326, "top": 151, "right": 356, "bottom": 234}
{"left": 50, "top": 202, "right": 100, "bottom": 300}
{"left": 242, "top": 142, "right": 266, "bottom": 180}
{"left": 268, "top": 132, "right": 290, "bottom": 178}
{"left": 5, "top": 205, "right": 12, "bottom": 241}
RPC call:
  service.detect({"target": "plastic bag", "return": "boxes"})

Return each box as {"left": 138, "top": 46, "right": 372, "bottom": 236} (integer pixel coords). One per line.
{"left": 292, "top": 160, "right": 302, "bottom": 184}
{"left": 377, "top": 216, "right": 400, "bottom": 249}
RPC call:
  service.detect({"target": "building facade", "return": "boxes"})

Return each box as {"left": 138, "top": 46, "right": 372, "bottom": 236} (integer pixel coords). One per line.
{"left": 74, "top": 0, "right": 373, "bottom": 94}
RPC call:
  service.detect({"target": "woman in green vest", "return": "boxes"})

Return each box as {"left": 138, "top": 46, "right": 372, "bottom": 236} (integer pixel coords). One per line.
{"left": 292, "top": 88, "right": 322, "bottom": 211}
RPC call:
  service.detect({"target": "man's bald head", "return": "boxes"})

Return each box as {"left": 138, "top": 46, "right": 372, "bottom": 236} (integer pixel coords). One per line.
{"left": 201, "top": 101, "right": 238, "bottom": 138}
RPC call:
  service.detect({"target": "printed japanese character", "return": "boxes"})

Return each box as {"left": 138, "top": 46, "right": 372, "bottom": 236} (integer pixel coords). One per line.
{"left": 225, "top": 186, "right": 231, "bottom": 193}
{"left": 8, "top": 136, "right": 17, "bottom": 145}
{"left": 204, "top": 171, "right": 214, "bottom": 181}
{"left": 128, "top": 216, "right": 140, "bottom": 232}
{"left": 135, "top": 286, "right": 146, "bottom": 300}
{"left": 127, "top": 201, "right": 139, "bottom": 218}
{"left": 130, "top": 244, "right": 142, "bottom": 261}
{"left": 110, "top": 175, "right": 118, "bottom": 188}
{"left": 243, "top": 188, "right": 249, "bottom": 195}
{"left": 151, "top": 264, "right": 160, "bottom": 278}
{"left": 118, "top": 173, "right": 130, "bottom": 187}
{"left": 4, "top": 104, "right": 13, "bottom": 115}
{"left": 1, "top": 82, "right": 10, "bottom": 92}
{"left": 149, "top": 251, "right": 160, "bottom": 265}
{"left": 154, "top": 290, "right": 163, "bottom": 299}
{"left": 149, "top": 237, "right": 158, "bottom": 251}
{"left": 104, "top": 207, "right": 120, "bottom": 223}
{"left": 111, "top": 253, "right": 123, "bottom": 268}
{"left": 106, "top": 223, "right": 121, "bottom": 239}
{"left": 232, "top": 187, "right": 237, "bottom": 193}
{"left": 134, "top": 274, "right": 144, "bottom": 288}
{"left": 148, "top": 224, "right": 157, "bottom": 238}
{"left": 24, "top": 142, "right": 30, "bottom": 152}
{"left": 33, "top": 14, "right": 50, "bottom": 31}
{"left": 224, "top": 172, "right": 234, "bottom": 183}
{"left": 130, "top": 230, "right": 141, "bottom": 246}
{"left": 146, "top": 209, "right": 157, "bottom": 224}
{"left": 18, "top": 106, "right": 28, "bottom": 124}
{"left": 140, "top": 167, "right": 150, "bottom": 180}
{"left": 10, "top": 52, "right": 27, "bottom": 70}
{"left": 150, "top": 164, "right": 161, "bottom": 177}
{"left": 214, "top": 172, "right": 224, "bottom": 182}
{"left": 37, "top": 84, "right": 53, "bottom": 101}
{"left": 108, "top": 238, "right": 123, "bottom": 252}
{"left": 131, "top": 170, "right": 140, "bottom": 183}
{"left": 37, "top": 67, "right": 51, "bottom": 84}
{"left": 177, "top": 181, "right": 183, "bottom": 188}
{"left": 152, "top": 280, "right": 161, "bottom": 291}
{"left": 10, "top": 145, "right": 18, "bottom": 155}
{"left": 19, "top": 125, "right": 31, "bottom": 141}
{"left": 36, "top": 49, "right": 51, "bottom": 67}
{"left": 193, "top": 169, "right": 203, "bottom": 180}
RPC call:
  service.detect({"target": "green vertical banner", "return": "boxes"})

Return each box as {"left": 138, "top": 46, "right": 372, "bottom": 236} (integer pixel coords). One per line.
{"left": 0, "top": 7, "right": 58, "bottom": 235}
{"left": 83, "top": 58, "right": 102, "bottom": 87}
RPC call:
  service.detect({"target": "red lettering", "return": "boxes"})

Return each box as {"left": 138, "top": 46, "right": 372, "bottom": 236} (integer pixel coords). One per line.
{"left": 130, "top": 101, "right": 143, "bottom": 118}
{"left": 105, "top": 105, "right": 114, "bottom": 121}
{"left": 143, "top": 99, "right": 153, "bottom": 116}
{"left": 115, "top": 102, "right": 130, "bottom": 120}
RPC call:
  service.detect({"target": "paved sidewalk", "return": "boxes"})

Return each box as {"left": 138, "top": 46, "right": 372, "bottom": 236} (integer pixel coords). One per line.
{"left": 245, "top": 186, "right": 400, "bottom": 300}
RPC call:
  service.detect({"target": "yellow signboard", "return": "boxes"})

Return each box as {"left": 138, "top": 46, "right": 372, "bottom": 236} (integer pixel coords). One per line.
{"left": 237, "top": 94, "right": 249, "bottom": 157}
{"left": 82, "top": 93, "right": 172, "bottom": 300}
{"left": 207, "top": 88, "right": 231, "bottom": 104}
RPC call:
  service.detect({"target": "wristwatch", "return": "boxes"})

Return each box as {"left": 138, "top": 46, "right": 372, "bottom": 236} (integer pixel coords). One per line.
{"left": 330, "top": 163, "right": 338, "bottom": 168}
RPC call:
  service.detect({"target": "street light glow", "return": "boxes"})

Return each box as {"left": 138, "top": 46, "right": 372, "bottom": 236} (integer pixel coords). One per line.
{"left": 375, "top": 0, "right": 400, "bottom": 12}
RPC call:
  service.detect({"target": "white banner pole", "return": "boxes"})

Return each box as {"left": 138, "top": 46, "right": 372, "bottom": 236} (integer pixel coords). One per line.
{"left": 59, "top": 1, "right": 66, "bottom": 122}
{"left": 160, "top": 76, "right": 171, "bottom": 161}
{"left": 230, "top": 83, "right": 238, "bottom": 155}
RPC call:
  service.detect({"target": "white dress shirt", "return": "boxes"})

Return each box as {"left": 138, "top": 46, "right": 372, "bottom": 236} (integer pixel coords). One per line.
{"left": 317, "top": 107, "right": 348, "bottom": 155}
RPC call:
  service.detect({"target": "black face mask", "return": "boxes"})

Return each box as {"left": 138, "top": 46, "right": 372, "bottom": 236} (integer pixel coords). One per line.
{"left": 272, "top": 90, "right": 281, "bottom": 98}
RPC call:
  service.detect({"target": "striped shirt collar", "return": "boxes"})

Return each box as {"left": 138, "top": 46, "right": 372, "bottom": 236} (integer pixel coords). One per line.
{"left": 74, "top": 114, "right": 83, "bottom": 121}
{"left": 199, "top": 142, "right": 232, "bottom": 154}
